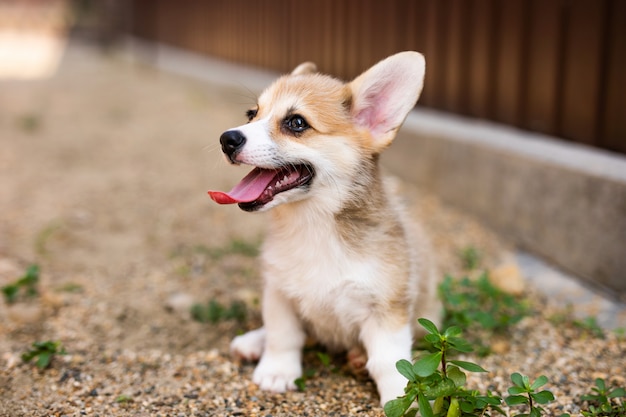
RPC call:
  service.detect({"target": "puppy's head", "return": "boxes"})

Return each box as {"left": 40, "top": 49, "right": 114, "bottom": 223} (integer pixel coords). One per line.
{"left": 208, "top": 51, "right": 425, "bottom": 212}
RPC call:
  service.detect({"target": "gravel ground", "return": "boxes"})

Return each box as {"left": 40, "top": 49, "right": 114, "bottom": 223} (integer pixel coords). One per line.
{"left": 1, "top": 42, "right": 624, "bottom": 417}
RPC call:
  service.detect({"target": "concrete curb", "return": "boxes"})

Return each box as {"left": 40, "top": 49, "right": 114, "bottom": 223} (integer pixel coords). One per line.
{"left": 387, "top": 111, "right": 626, "bottom": 300}
{"left": 516, "top": 252, "right": 625, "bottom": 329}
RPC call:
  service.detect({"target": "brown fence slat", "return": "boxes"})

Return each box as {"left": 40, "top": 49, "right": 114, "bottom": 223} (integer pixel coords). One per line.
{"left": 443, "top": 0, "right": 468, "bottom": 114}
{"left": 602, "top": 0, "right": 626, "bottom": 153}
{"left": 524, "top": 0, "right": 563, "bottom": 136}
{"left": 420, "top": 0, "right": 445, "bottom": 108}
{"left": 465, "top": 0, "right": 496, "bottom": 120}
{"left": 493, "top": 0, "right": 526, "bottom": 127}
{"left": 405, "top": 0, "right": 433, "bottom": 107}
{"left": 559, "top": 0, "right": 606, "bottom": 146}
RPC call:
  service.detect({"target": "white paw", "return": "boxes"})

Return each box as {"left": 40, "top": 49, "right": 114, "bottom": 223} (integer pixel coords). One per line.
{"left": 360, "top": 322, "right": 413, "bottom": 406}
{"left": 253, "top": 350, "right": 302, "bottom": 392}
{"left": 377, "top": 370, "right": 409, "bottom": 407}
{"left": 230, "top": 328, "right": 266, "bottom": 361}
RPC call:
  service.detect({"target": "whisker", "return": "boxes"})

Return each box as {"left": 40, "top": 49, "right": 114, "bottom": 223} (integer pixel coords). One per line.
{"left": 238, "top": 83, "right": 259, "bottom": 104}
{"left": 210, "top": 155, "right": 224, "bottom": 173}
{"left": 203, "top": 142, "right": 221, "bottom": 153}
{"left": 224, "top": 82, "right": 259, "bottom": 107}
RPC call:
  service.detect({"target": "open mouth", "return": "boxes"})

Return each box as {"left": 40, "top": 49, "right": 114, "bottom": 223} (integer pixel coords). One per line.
{"left": 208, "top": 164, "right": 315, "bottom": 211}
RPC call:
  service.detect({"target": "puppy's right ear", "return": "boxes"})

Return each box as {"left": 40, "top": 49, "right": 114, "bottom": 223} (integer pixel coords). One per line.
{"left": 291, "top": 62, "right": 317, "bottom": 76}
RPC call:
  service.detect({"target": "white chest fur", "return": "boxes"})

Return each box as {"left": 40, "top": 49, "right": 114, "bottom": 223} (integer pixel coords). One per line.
{"left": 262, "top": 205, "right": 389, "bottom": 350}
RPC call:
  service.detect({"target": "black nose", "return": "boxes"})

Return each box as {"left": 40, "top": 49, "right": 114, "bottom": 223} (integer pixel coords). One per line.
{"left": 220, "top": 130, "right": 246, "bottom": 157}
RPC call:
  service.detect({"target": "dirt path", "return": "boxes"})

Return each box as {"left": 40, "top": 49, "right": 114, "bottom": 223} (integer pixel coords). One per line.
{"left": 1, "top": 42, "right": 623, "bottom": 417}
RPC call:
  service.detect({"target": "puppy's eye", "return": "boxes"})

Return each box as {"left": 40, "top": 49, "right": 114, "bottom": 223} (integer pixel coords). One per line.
{"left": 246, "top": 108, "right": 258, "bottom": 122}
{"left": 284, "top": 114, "right": 310, "bottom": 134}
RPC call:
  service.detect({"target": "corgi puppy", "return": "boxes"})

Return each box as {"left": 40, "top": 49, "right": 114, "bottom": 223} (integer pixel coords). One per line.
{"left": 207, "top": 51, "right": 440, "bottom": 406}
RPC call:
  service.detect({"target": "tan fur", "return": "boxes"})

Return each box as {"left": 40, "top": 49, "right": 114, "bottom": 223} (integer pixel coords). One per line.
{"left": 260, "top": 75, "right": 354, "bottom": 138}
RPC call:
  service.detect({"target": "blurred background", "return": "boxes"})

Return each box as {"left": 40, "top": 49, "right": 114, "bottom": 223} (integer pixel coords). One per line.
{"left": 1, "top": 0, "right": 624, "bottom": 152}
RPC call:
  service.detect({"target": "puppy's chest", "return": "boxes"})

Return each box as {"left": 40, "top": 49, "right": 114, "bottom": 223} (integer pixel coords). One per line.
{"left": 288, "top": 260, "right": 376, "bottom": 349}
{"left": 263, "top": 231, "right": 380, "bottom": 347}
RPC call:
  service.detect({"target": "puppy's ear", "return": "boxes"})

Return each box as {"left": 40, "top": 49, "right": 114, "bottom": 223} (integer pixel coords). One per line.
{"left": 291, "top": 62, "right": 317, "bottom": 76}
{"left": 349, "top": 51, "right": 425, "bottom": 150}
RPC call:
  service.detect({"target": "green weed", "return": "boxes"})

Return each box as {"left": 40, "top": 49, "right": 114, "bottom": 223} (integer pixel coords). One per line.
{"left": 17, "top": 113, "right": 42, "bottom": 133}
{"left": 54, "top": 282, "right": 84, "bottom": 293}
{"left": 580, "top": 378, "right": 626, "bottom": 417}
{"left": 384, "top": 318, "right": 499, "bottom": 417}
{"left": 170, "top": 238, "right": 260, "bottom": 277}
{"left": 548, "top": 307, "right": 609, "bottom": 339}
{"left": 190, "top": 299, "right": 247, "bottom": 324}
{"left": 171, "top": 238, "right": 260, "bottom": 261}
{"left": 573, "top": 316, "right": 605, "bottom": 339}
{"left": 21, "top": 340, "right": 66, "bottom": 370}
{"left": 294, "top": 368, "right": 317, "bottom": 392}
{"left": 505, "top": 373, "right": 555, "bottom": 417}
{"left": 439, "top": 273, "right": 530, "bottom": 355}
{"left": 294, "top": 350, "right": 337, "bottom": 392}
{"left": 208, "top": 238, "right": 260, "bottom": 259}
{"left": 2, "top": 264, "right": 40, "bottom": 304}
{"left": 383, "top": 252, "right": 619, "bottom": 417}
{"left": 115, "top": 394, "right": 134, "bottom": 404}
{"left": 180, "top": 238, "right": 260, "bottom": 260}
{"left": 35, "top": 222, "right": 62, "bottom": 255}
{"left": 460, "top": 246, "right": 481, "bottom": 271}
{"left": 384, "top": 319, "right": 558, "bottom": 417}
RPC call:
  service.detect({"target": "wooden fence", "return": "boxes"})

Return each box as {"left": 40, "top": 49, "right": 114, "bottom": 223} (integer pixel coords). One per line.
{"left": 128, "top": 0, "right": 626, "bottom": 154}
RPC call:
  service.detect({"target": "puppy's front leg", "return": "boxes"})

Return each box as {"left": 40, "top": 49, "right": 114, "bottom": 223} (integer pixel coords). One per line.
{"left": 253, "top": 284, "right": 305, "bottom": 392}
{"left": 361, "top": 320, "right": 413, "bottom": 406}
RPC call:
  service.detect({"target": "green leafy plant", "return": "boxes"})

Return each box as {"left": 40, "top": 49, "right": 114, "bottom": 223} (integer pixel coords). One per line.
{"left": 548, "top": 308, "right": 609, "bottom": 340}
{"left": 294, "top": 368, "right": 317, "bottom": 392}
{"left": 17, "top": 113, "right": 42, "bottom": 133}
{"left": 196, "top": 238, "right": 260, "bottom": 260}
{"left": 580, "top": 378, "right": 626, "bottom": 417}
{"left": 505, "top": 373, "right": 555, "bottom": 417}
{"left": 438, "top": 273, "right": 530, "bottom": 355}
{"left": 21, "top": 340, "right": 66, "bottom": 369}
{"left": 384, "top": 318, "right": 503, "bottom": 417}
{"left": 54, "top": 282, "right": 84, "bottom": 293}
{"left": 384, "top": 319, "right": 560, "bottom": 417}
{"left": 440, "top": 273, "right": 529, "bottom": 333}
{"left": 460, "top": 246, "right": 481, "bottom": 271}
{"left": 316, "top": 351, "right": 332, "bottom": 368}
{"left": 2, "top": 264, "right": 40, "bottom": 304}
{"left": 294, "top": 350, "right": 337, "bottom": 392}
{"left": 171, "top": 239, "right": 260, "bottom": 278}
{"left": 573, "top": 316, "right": 605, "bottom": 339}
{"left": 115, "top": 394, "right": 134, "bottom": 404}
{"left": 191, "top": 299, "right": 247, "bottom": 324}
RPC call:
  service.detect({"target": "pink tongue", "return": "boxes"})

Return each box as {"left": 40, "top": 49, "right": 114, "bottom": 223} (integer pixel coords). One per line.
{"left": 208, "top": 167, "right": 279, "bottom": 204}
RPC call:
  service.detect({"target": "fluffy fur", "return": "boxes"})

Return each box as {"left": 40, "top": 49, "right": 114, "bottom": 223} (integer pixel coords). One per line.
{"left": 217, "top": 51, "right": 440, "bottom": 406}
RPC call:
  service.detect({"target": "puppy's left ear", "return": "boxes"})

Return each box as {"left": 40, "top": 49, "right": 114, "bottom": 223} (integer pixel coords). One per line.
{"left": 349, "top": 51, "right": 425, "bottom": 150}
{"left": 291, "top": 62, "right": 317, "bottom": 76}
